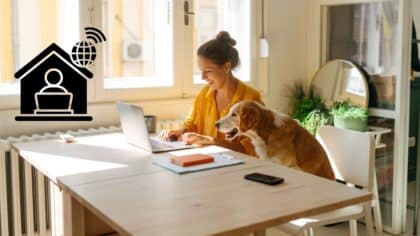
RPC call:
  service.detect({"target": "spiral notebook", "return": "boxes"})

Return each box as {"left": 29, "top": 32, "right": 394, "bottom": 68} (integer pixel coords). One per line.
{"left": 152, "top": 153, "right": 244, "bottom": 174}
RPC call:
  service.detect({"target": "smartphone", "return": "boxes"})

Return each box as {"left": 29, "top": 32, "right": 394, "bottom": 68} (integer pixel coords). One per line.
{"left": 244, "top": 173, "right": 284, "bottom": 186}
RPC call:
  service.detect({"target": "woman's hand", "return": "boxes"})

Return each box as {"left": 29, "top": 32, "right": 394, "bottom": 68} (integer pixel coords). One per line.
{"left": 159, "top": 129, "right": 183, "bottom": 141}
{"left": 182, "top": 132, "right": 215, "bottom": 146}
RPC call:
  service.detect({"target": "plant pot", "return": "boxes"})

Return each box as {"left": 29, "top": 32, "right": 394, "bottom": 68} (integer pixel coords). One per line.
{"left": 333, "top": 116, "right": 367, "bottom": 132}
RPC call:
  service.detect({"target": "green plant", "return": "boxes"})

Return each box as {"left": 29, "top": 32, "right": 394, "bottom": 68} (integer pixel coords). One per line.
{"left": 330, "top": 100, "right": 368, "bottom": 120}
{"left": 289, "top": 81, "right": 327, "bottom": 123}
{"left": 302, "top": 109, "right": 332, "bottom": 135}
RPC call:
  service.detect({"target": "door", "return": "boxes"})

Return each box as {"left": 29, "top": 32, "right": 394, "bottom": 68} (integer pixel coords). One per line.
{"left": 307, "top": 0, "right": 412, "bottom": 234}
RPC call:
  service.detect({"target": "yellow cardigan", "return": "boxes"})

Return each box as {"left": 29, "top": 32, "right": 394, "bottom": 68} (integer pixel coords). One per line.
{"left": 183, "top": 80, "right": 264, "bottom": 156}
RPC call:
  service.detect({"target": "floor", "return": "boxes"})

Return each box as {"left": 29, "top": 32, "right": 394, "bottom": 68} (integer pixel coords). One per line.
{"left": 263, "top": 181, "right": 418, "bottom": 236}
{"left": 266, "top": 223, "right": 393, "bottom": 236}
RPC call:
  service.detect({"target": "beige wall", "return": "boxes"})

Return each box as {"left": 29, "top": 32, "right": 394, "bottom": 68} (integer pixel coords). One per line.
{"left": 414, "top": 0, "right": 420, "bottom": 32}
{"left": 0, "top": 99, "right": 192, "bottom": 138}
{"left": 265, "top": 0, "right": 308, "bottom": 113}
{"left": 0, "top": 0, "right": 14, "bottom": 83}
{"left": 0, "top": 0, "right": 309, "bottom": 138}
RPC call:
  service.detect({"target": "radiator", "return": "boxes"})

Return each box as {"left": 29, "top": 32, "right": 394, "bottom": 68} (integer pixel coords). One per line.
{"left": 0, "top": 126, "right": 121, "bottom": 236}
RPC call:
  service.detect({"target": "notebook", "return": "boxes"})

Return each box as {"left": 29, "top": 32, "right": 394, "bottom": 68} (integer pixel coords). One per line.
{"left": 171, "top": 154, "right": 214, "bottom": 167}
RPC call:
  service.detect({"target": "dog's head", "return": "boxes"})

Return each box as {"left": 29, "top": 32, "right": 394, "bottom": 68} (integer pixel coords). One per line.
{"left": 215, "top": 101, "right": 262, "bottom": 140}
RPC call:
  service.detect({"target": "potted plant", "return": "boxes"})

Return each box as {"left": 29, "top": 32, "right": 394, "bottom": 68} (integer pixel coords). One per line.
{"left": 302, "top": 109, "right": 332, "bottom": 135}
{"left": 289, "top": 82, "right": 327, "bottom": 122}
{"left": 287, "top": 81, "right": 332, "bottom": 135}
{"left": 330, "top": 100, "right": 368, "bottom": 131}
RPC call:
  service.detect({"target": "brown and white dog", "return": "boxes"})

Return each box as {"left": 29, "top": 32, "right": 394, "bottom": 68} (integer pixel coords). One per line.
{"left": 215, "top": 101, "right": 335, "bottom": 180}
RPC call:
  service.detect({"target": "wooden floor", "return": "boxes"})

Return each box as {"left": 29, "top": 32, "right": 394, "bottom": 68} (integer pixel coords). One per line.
{"left": 266, "top": 181, "right": 418, "bottom": 236}
{"left": 266, "top": 223, "right": 393, "bottom": 236}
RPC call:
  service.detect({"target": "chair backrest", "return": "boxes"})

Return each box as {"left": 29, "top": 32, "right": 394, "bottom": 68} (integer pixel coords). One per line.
{"left": 316, "top": 125, "right": 375, "bottom": 189}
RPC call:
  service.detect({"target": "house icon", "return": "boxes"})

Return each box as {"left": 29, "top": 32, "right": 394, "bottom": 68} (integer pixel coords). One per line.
{"left": 15, "top": 43, "right": 93, "bottom": 121}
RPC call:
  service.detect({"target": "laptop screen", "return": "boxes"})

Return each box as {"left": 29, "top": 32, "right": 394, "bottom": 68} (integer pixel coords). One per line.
{"left": 116, "top": 102, "right": 153, "bottom": 152}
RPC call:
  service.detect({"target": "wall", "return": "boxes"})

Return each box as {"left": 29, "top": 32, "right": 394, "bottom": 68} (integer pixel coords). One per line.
{"left": 0, "top": 0, "right": 13, "bottom": 84}
{"left": 0, "top": 99, "right": 192, "bottom": 137}
{"left": 0, "top": 0, "right": 309, "bottom": 138}
{"left": 265, "top": 0, "right": 308, "bottom": 112}
{"left": 414, "top": 0, "right": 420, "bottom": 77}
{"left": 414, "top": 0, "right": 420, "bottom": 35}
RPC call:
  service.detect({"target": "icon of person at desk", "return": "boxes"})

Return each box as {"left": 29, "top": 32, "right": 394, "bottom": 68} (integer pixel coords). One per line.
{"left": 34, "top": 68, "right": 74, "bottom": 115}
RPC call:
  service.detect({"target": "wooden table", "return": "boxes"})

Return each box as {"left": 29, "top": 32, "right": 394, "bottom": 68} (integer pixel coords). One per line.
{"left": 12, "top": 132, "right": 372, "bottom": 236}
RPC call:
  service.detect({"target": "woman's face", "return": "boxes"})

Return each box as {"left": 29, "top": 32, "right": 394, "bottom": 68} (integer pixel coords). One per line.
{"left": 198, "top": 56, "right": 230, "bottom": 90}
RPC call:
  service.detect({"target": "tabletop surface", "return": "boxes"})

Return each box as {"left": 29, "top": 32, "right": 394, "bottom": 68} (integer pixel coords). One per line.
{"left": 13, "top": 132, "right": 372, "bottom": 236}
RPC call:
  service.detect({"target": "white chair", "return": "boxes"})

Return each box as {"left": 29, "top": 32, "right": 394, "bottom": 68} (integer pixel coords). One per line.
{"left": 277, "top": 125, "right": 376, "bottom": 236}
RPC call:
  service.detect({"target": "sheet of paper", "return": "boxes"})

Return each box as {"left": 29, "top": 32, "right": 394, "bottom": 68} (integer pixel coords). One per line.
{"left": 152, "top": 153, "right": 244, "bottom": 174}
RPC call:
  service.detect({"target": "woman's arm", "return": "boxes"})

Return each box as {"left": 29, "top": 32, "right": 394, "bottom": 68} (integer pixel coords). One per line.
{"left": 159, "top": 129, "right": 183, "bottom": 141}
{"left": 182, "top": 132, "right": 246, "bottom": 154}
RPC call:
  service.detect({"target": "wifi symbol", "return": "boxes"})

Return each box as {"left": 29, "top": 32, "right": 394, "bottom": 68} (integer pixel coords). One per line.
{"left": 85, "top": 27, "right": 107, "bottom": 44}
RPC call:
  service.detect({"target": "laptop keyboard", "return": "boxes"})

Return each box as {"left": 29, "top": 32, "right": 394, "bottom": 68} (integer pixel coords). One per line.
{"left": 150, "top": 139, "right": 174, "bottom": 150}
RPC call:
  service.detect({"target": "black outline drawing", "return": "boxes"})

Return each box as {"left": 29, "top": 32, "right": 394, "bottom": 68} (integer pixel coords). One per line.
{"left": 85, "top": 27, "right": 107, "bottom": 43}
{"left": 15, "top": 27, "right": 106, "bottom": 122}
{"left": 15, "top": 43, "right": 93, "bottom": 121}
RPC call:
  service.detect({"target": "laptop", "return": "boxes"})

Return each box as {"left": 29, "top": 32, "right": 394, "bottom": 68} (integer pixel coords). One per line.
{"left": 117, "top": 102, "right": 193, "bottom": 153}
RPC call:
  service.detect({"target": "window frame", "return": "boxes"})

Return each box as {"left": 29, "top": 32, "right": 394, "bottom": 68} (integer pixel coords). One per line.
{"left": 86, "top": 0, "right": 183, "bottom": 103}
{"left": 88, "top": 0, "right": 260, "bottom": 101}
{"left": 181, "top": 0, "right": 260, "bottom": 97}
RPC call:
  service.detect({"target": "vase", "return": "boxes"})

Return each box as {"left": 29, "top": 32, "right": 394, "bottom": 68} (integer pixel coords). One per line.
{"left": 333, "top": 116, "right": 367, "bottom": 132}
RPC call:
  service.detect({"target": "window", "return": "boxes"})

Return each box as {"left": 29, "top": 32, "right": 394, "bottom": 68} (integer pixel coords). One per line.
{"left": 0, "top": 0, "right": 16, "bottom": 95}
{"left": 0, "top": 0, "right": 79, "bottom": 101}
{"left": 91, "top": 0, "right": 257, "bottom": 101}
{"left": 0, "top": 0, "right": 258, "bottom": 105}
{"left": 101, "top": 0, "right": 173, "bottom": 89}
{"left": 326, "top": 2, "right": 399, "bottom": 109}
{"left": 192, "top": 0, "right": 251, "bottom": 84}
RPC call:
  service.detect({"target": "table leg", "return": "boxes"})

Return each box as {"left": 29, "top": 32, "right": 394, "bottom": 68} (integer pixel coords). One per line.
{"left": 62, "top": 190, "right": 85, "bottom": 236}
{"left": 253, "top": 229, "right": 266, "bottom": 236}
{"left": 66, "top": 189, "right": 117, "bottom": 236}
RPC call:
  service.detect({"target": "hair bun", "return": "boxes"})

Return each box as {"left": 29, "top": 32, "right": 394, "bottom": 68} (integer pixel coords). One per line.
{"left": 216, "top": 31, "right": 236, "bottom": 47}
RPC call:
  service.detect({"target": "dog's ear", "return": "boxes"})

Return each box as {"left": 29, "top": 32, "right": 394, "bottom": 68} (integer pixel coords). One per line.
{"left": 239, "top": 103, "right": 260, "bottom": 132}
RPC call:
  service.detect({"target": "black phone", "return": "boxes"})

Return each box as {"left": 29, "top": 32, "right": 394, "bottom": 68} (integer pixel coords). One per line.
{"left": 244, "top": 173, "right": 284, "bottom": 186}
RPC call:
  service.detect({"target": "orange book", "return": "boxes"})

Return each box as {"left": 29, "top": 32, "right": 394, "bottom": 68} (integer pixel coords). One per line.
{"left": 171, "top": 154, "right": 214, "bottom": 167}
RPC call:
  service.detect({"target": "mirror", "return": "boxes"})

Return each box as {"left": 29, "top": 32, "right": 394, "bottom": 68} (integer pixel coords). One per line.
{"left": 311, "top": 60, "right": 369, "bottom": 108}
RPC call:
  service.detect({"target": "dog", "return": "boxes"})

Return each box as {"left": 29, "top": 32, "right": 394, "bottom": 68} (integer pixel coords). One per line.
{"left": 215, "top": 101, "right": 335, "bottom": 180}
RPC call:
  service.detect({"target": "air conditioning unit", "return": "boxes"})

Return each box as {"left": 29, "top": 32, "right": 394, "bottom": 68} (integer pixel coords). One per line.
{"left": 122, "top": 40, "right": 142, "bottom": 62}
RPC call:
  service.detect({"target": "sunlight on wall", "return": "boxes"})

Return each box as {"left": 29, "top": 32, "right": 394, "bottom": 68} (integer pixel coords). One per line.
{"left": 0, "top": 0, "right": 14, "bottom": 84}
{"left": 0, "top": 0, "right": 78, "bottom": 84}
{"left": 40, "top": 0, "right": 57, "bottom": 49}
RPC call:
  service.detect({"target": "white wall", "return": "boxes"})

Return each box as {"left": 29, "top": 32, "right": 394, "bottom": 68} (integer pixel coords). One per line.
{"left": 414, "top": 0, "right": 420, "bottom": 77}
{"left": 0, "top": 99, "right": 192, "bottom": 137}
{"left": 265, "top": 0, "right": 308, "bottom": 112}
{"left": 0, "top": 0, "right": 309, "bottom": 138}
{"left": 414, "top": 0, "right": 420, "bottom": 32}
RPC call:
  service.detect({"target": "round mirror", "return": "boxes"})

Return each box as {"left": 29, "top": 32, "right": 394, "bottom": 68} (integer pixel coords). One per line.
{"left": 311, "top": 60, "right": 369, "bottom": 108}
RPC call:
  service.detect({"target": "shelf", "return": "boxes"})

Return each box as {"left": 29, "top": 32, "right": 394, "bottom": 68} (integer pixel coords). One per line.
{"left": 368, "top": 126, "right": 392, "bottom": 149}
{"left": 368, "top": 108, "right": 396, "bottom": 119}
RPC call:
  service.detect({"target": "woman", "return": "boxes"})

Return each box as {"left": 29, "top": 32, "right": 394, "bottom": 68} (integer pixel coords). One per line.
{"left": 161, "top": 31, "right": 263, "bottom": 155}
